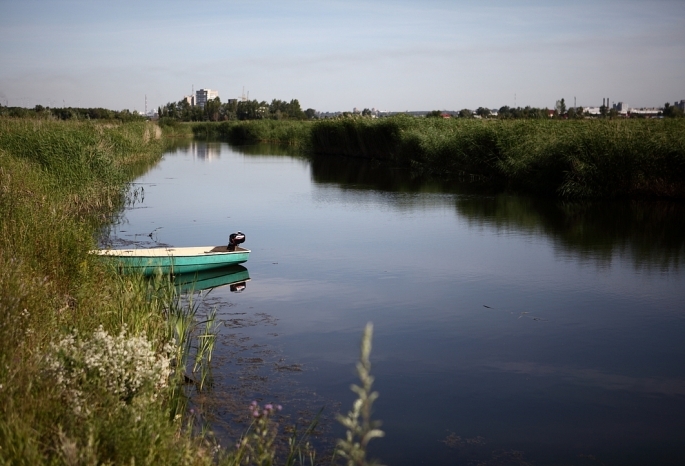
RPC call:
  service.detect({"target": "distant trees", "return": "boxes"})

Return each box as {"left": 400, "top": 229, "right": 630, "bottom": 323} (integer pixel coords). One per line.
{"left": 158, "top": 97, "right": 312, "bottom": 121}
{"left": 475, "top": 107, "right": 491, "bottom": 118}
{"left": 555, "top": 98, "right": 566, "bottom": 116}
{"left": 0, "top": 105, "right": 144, "bottom": 121}
{"left": 497, "top": 105, "right": 548, "bottom": 119}
{"left": 663, "top": 102, "right": 684, "bottom": 118}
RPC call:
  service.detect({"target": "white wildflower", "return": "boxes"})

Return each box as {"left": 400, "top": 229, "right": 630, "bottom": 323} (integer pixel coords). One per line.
{"left": 45, "top": 326, "right": 174, "bottom": 416}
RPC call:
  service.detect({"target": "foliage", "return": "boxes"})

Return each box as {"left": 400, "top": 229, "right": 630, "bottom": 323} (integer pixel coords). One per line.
{"left": 0, "top": 104, "right": 146, "bottom": 121}
{"left": 662, "top": 102, "right": 684, "bottom": 118}
{"left": 336, "top": 323, "right": 384, "bottom": 466}
{"left": 0, "top": 119, "right": 222, "bottom": 465}
{"left": 309, "top": 117, "right": 685, "bottom": 199}
{"left": 192, "top": 120, "right": 313, "bottom": 147}
{"left": 158, "top": 97, "right": 311, "bottom": 122}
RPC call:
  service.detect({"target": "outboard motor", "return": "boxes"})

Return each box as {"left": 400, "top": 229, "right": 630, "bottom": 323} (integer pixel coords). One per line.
{"left": 227, "top": 231, "right": 246, "bottom": 251}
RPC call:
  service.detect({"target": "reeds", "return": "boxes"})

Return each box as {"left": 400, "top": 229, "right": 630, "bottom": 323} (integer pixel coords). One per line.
{"left": 309, "top": 117, "right": 685, "bottom": 199}
{"left": 0, "top": 118, "right": 222, "bottom": 465}
{"left": 192, "top": 120, "right": 313, "bottom": 148}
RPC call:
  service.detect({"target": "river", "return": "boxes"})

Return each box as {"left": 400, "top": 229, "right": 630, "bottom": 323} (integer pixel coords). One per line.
{"left": 107, "top": 141, "right": 685, "bottom": 465}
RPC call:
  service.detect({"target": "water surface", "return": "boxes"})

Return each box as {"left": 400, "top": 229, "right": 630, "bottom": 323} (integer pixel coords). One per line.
{"left": 108, "top": 141, "right": 685, "bottom": 465}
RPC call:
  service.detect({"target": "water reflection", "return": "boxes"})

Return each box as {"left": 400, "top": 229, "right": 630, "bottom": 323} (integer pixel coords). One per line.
{"left": 172, "top": 265, "right": 250, "bottom": 294}
{"left": 168, "top": 140, "right": 222, "bottom": 160}
{"left": 455, "top": 197, "right": 685, "bottom": 270}
{"left": 310, "top": 152, "right": 685, "bottom": 270}
{"left": 114, "top": 142, "right": 685, "bottom": 465}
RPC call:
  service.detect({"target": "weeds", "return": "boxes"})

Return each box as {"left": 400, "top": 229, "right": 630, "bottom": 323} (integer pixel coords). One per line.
{"left": 336, "top": 323, "right": 385, "bottom": 466}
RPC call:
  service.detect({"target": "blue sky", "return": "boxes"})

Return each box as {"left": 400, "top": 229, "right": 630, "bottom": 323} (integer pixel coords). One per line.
{"left": 1, "top": 0, "right": 683, "bottom": 112}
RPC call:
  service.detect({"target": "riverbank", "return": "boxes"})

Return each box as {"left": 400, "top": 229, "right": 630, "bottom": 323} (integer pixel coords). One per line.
{"left": 0, "top": 119, "right": 219, "bottom": 464}
{"left": 192, "top": 118, "right": 685, "bottom": 199}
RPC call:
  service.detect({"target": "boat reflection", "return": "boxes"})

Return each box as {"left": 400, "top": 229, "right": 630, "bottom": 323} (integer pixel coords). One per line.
{"left": 172, "top": 265, "right": 250, "bottom": 294}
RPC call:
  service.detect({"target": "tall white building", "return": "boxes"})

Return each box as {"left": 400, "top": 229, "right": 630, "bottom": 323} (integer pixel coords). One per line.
{"left": 195, "top": 89, "right": 219, "bottom": 108}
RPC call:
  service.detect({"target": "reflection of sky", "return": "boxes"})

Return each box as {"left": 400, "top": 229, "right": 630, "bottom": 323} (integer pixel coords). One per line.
{"left": 113, "top": 143, "right": 685, "bottom": 465}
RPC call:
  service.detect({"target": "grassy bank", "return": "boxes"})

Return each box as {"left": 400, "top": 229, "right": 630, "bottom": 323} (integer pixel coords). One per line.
{"left": 194, "top": 118, "right": 685, "bottom": 199}
{"left": 0, "top": 118, "right": 385, "bottom": 465}
{"left": 0, "top": 119, "right": 220, "bottom": 464}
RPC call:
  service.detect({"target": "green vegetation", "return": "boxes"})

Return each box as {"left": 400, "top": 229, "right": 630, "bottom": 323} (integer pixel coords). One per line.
{"left": 0, "top": 104, "right": 146, "bottom": 121}
{"left": 0, "top": 118, "right": 385, "bottom": 465}
{"left": 188, "top": 117, "right": 685, "bottom": 199}
{"left": 192, "top": 120, "right": 313, "bottom": 147}
{"left": 158, "top": 98, "right": 315, "bottom": 122}
{"left": 0, "top": 118, "right": 217, "bottom": 464}
{"left": 309, "top": 117, "right": 685, "bottom": 198}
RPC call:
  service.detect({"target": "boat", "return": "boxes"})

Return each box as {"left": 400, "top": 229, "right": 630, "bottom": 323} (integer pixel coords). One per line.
{"left": 172, "top": 264, "right": 250, "bottom": 294}
{"left": 94, "top": 245, "right": 250, "bottom": 275}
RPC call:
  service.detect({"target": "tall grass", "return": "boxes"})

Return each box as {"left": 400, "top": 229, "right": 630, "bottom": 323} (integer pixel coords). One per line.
{"left": 188, "top": 117, "right": 685, "bottom": 198}
{"left": 1, "top": 118, "right": 387, "bottom": 465}
{"left": 309, "top": 117, "right": 685, "bottom": 198}
{"left": 192, "top": 120, "right": 313, "bottom": 148}
{"left": 0, "top": 118, "right": 224, "bottom": 465}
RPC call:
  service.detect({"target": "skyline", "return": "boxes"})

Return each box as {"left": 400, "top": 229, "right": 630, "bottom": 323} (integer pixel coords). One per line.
{"left": 1, "top": 0, "right": 684, "bottom": 113}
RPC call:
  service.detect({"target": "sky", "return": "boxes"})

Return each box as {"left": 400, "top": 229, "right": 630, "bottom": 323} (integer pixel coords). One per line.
{"left": 1, "top": 0, "right": 684, "bottom": 113}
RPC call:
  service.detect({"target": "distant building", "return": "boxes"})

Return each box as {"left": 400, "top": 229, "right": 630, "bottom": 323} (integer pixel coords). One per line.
{"left": 183, "top": 95, "right": 195, "bottom": 106}
{"left": 195, "top": 89, "right": 219, "bottom": 108}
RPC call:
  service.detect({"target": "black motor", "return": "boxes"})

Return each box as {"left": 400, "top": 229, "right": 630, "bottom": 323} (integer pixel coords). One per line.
{"left": 227, "top": 231, "right": 246, "bottom": 251}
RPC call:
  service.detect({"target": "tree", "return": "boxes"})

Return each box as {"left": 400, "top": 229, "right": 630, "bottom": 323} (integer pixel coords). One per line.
{"left": 204, "top": 97, "right": 221, "bottom": 121}
{"left": 458, "top": 108, "right": 473, "bottom": 118}
{"left": 555, "top": 98, "right": 566, "bottom": 117}
{"left": 475, "top": 107, "right": 491, "bottom": 118}
{"left": 304, "top": 108, "right": 317, "bottom": 119}
{"left": 663, "top": 102, "right": 684, "bottom": 118}
{"left": 425, "top": 110, "right": 442, "bottom": 118}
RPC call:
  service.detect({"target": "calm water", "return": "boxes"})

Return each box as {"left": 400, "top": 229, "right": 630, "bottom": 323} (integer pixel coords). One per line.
{"left": 108, "top": 141, "right": 685, "bottom": 465}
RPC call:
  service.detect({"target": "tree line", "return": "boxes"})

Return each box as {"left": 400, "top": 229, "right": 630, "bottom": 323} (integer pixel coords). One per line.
{"left": 424, "top": 98, "right": 684, "bottom": 119}
{"left": 157, "top": 97, "right": 317, "bottom": 122}
{"left": 0, "top": 104, "right": 146, "bottom": 121}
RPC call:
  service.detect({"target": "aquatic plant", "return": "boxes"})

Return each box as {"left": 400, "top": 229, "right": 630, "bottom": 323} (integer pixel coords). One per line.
{"left": 336, "top": 323, "right": 385, "bottom": 466}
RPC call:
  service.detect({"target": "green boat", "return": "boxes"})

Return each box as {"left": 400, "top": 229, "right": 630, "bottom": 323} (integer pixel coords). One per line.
{"left": 172, "top": 264, "right": 250, "bottom": 294}
{"left": 94, "top": 245, "right": 250, "bottom": 275}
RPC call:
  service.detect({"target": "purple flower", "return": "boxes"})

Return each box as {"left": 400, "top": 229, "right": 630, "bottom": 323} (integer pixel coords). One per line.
{"left": 265, "top": 404, "right": 273, "bottom": 411}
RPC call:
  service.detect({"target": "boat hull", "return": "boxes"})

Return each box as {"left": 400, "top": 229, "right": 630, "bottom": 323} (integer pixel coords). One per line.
{"left": 94, "top": 246, "right": 250, "bottom": 275}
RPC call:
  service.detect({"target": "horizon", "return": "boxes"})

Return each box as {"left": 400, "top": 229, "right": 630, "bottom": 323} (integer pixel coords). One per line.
{"left": 1, "top": 0, "right": 683, "bottom": 113}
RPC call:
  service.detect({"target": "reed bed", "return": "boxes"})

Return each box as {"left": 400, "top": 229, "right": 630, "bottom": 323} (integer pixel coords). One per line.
{"left": 309, "top": 117, "right": 685, "bottom": 198}
{"left": 0, "top": 118, "right": 222, "bottom": 465}
{"left": 194, "top": 117, "right": 685, "bottom": 198}
{"left": 192, "top": 120, "right": 313, "bottom": 148}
